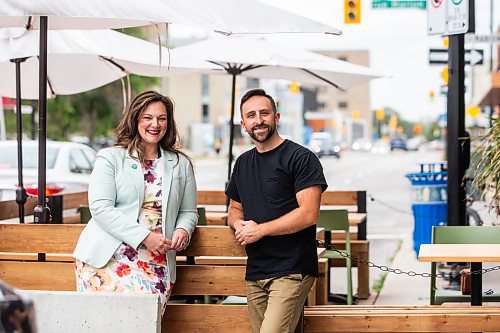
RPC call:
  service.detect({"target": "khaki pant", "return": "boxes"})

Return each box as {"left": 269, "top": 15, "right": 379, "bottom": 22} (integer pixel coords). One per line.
{"left": 246, "top": 274, "right": 315, "bottom": 333}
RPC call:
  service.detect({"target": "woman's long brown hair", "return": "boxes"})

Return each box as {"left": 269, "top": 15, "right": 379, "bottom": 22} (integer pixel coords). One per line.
{"left": 115, "top": 90, "right": 192, "bottom": 166}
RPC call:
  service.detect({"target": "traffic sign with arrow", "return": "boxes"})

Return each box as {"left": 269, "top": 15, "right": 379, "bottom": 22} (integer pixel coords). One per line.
{"left": 428, "top": 48, "right": 483, "bottom": 65}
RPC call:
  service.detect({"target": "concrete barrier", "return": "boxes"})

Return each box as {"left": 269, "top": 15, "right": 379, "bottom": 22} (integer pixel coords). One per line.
{"left": 19, "top": 291, "right": 162, "bottom": 333}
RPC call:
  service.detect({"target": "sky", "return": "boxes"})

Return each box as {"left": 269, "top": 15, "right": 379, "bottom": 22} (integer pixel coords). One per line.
{"left": 169, "top": 0, "right": 499, "bottom": 122}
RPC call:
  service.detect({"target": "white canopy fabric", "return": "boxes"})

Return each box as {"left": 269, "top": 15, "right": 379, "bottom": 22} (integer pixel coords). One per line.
{"left": 172, "top": 36, "right": 384, "bottom": 180}
{"left": 0, "top": 29, "right": 220, "bottom": 99}
{"left": 171, "top": 37, "right": 382, "bottom": 90}
{"left": 0, "top": 0, "right": 341, "bottom": 35}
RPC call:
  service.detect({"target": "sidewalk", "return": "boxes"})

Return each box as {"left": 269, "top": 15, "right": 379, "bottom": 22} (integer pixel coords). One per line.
{"left": 373, "top": 234, "right": 430, "bottom": 305}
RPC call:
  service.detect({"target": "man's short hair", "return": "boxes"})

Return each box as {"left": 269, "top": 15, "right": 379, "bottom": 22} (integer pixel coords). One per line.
{"left": 240, "top": 89, "right": 277, "bottom": 114}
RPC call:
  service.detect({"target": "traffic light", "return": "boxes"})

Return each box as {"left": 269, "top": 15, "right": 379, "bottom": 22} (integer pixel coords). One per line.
{"left": 344, "top": 0, "right": 361, "bottom": 24}
{"left": 289, "top": 81, "right": 300, "bottom": 94}
{"left": 467, "top": 105, "right": 480, "bottom": 118}
{"left": 352, "top": 110, "right": 360, "bottom": 121}
{"left": 376, "top": 108, "right": 385, "bottom": 121}
{"left": 441, "top": 66, "right": 448, "bottom": 85}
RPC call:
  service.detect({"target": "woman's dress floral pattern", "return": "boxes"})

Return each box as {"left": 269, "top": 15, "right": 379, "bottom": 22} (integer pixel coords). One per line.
{"left": 75, "top": 158, "right": 172, "bottom": 307}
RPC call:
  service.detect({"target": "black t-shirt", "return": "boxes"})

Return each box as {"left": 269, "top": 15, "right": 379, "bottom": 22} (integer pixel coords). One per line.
{"left": 225, "top": 139, "right": 328, "bottom": 280}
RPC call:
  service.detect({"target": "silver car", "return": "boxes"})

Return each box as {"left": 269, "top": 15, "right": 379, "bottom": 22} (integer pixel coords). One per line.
{"left": 308, "top": 132, "right": 340, "bottom": 158}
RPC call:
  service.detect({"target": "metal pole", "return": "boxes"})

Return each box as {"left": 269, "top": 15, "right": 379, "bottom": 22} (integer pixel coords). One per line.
{"left": 227, "top": 70, "right": 237, "bottom": 182}
{"left": 31, "top": 101, "right": 36, "bottom": 139}
{"left": 446, "top": 34, "right": 466, "bottom": 226}
{"left": 12, "top": 58, "right": 28, "bottom": 223}
{"left": 34, "top": 16, "right": 50, "bottom": 224}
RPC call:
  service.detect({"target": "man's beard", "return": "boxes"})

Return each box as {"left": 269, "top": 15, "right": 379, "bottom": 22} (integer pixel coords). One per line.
{"left": 248, "top": 123, "right": 276, "bottom": 143}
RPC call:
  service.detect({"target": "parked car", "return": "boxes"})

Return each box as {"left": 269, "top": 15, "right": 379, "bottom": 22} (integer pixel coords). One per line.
{"left": 406, "top": 136, "right": 426, "bottom": 151}
{"left": 0, "top": 140, "right": 97, "bottom": 200}
{"left": 351, "top": 138, "right": 372, "bottom": 152}
{"left": 370, "top": 139, "right": 390, "bottom": 154}
{"left": 390, "top": 136, "right": 407, "bottom": 151}
{"left": 308, "top": 132, "right": 341, "bottom": 158}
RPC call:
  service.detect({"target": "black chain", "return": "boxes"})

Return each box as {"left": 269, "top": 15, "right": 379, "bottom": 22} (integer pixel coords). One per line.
{"left": 317, "top": 240, "right": 500, "bottom": 278}
{"left": 368, "top": 194, "right": 447, "bottom": 220}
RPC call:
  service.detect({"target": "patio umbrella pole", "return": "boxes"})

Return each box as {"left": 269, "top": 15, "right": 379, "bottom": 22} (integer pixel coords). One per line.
{"left": 11, "top": 58, "right": 28, "bottom": 223}
{"left": 33, "top": 16, "right": 50, "bottom": 224}
{"left": 227, "top": 69, "right": 239, "bottom": 182}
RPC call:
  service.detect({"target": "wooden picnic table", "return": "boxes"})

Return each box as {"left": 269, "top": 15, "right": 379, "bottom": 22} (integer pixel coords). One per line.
{"left": 418, "top": 244, "right": 500, "bottom": 306}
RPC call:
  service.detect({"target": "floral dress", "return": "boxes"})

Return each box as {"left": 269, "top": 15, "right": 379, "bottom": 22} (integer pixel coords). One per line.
{"left": 75, "top": 158, "right": 173, "bottom": 309}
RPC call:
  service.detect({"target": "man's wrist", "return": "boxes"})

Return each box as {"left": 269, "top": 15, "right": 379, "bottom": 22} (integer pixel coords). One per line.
{"left": 257, "top": 223, "right": 267, "bottom": 238}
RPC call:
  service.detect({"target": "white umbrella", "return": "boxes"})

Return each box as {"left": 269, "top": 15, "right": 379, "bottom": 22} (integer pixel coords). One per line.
{"left": 0, "top": 28, "right": 219, "bottom": 222}
{"left": 0, "top": 0, "right": 341, "bottom": 35}
{"left": 0, "top": 0, "right": 341, "bottom": 223}
{"left": 0, "top": 29, "right": 219, "bottom": 99}
{"left": 171, "top": 37, "right": 383, "bottom": 180}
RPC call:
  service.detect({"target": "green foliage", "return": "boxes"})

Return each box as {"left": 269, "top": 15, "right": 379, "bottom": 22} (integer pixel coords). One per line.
{"left": 3, "top": 107, "right": 36, "bottom": 140}
{"left": 470, "top": 119, "right": 499, "bottom": 215}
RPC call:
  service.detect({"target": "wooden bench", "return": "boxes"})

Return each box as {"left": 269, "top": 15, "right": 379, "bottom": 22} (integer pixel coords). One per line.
{"left": 303, "top": 305, "right": 500, "bottom": 332}
{"left": 1, "top": 223, "right": 331, "bottom": 332}
{"left": 0, "top": 224, "right": 250, "bottom": 332}
{"left": 1, "top": 189, "right": 369, "bottom": 300}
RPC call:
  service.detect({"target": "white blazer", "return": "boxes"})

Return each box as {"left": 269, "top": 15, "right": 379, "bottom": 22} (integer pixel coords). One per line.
{"left": 73, "top": 146, "right": 198, "bottom": 282}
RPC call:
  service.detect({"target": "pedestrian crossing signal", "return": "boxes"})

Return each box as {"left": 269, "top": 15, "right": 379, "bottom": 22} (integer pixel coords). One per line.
{"left": 344, "top": 0, "right": 361, "bottom": 24}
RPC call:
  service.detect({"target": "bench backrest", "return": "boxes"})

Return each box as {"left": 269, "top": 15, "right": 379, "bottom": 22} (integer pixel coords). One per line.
{"left": 0, "top": 191, "right": 88, "bottom": 220}
{"left": 0, "top": 224, "right": 246, "bottom": 294}
{"left": 196, "top": 190, "right": 367, "bottom": 212}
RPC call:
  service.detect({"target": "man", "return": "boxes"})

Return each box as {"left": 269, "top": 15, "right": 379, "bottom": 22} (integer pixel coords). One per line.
{"left": 226, "top": 89, "right": 327, "bottom": 333}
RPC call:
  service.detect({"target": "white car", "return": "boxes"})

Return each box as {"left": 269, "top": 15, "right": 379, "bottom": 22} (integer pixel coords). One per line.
{"left": 308, "top": 132, "right": 341, "bottom": 158}
{"left": 0, "top": 140, "right": 97, "bottom": 200}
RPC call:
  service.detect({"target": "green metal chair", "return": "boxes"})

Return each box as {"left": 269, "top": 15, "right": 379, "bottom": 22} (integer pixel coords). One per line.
{"left": 78, "top": 205, "right": 92, "bottom": 224}
{"left": 430, "top": 226, "right": 500, "bottom": 305}
{"left": 197, "top": 207, "right": 207, "bottom": 226}
{"left": 317, "top": 209, "right": 353, "bottom": 305}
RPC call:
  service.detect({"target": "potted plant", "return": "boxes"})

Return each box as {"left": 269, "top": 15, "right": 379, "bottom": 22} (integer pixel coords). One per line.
{"left": 470, "top": 119, "right": 499, "bottom": 219}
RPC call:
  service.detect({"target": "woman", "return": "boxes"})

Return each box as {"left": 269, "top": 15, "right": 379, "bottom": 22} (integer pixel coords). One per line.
{"left": 73, "top": 91, "right": 197, "bottom": 311}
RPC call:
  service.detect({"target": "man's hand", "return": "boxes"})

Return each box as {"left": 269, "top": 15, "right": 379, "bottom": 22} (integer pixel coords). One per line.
{"left": 235, "top": 220, "right": 264, "bottom": 246}
{"left": 232, "top": 219, "right": 245, "bottom": 232}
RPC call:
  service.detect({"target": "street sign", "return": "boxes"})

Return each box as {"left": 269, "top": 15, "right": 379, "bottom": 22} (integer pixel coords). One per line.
{"left": 372, "top": 0, "right": 426, "bottom": 9}
{"left": 427, "top": 0, "right": 469, "bottom": 36}
{"left": 465, "top": 34, "right": 500, "bottom": 44}
{"left": 428, "top": 48, "right": 483, "bottom": 65}
{"left": 427, "top": 0, "right": 446, "bottom": 35}
{"left": 447, "top": 0, "right": 468, "bottom": 35}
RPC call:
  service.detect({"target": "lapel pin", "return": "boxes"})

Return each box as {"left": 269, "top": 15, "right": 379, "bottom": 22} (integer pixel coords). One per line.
{"left": 132, "top": 164, "right": 138, "bottom": 169}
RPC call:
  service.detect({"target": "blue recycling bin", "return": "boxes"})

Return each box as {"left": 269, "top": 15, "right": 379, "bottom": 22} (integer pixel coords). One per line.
{"left": 405, "top": 163, "right": 447, "bottom": 255}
